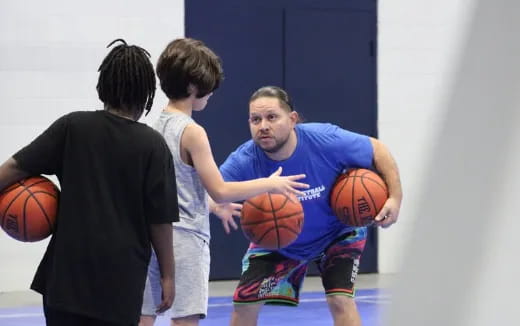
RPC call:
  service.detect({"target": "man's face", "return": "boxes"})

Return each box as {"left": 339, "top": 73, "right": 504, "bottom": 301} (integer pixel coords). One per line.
{"left": 248, "top": 97, "right": 296, "bottom": 153}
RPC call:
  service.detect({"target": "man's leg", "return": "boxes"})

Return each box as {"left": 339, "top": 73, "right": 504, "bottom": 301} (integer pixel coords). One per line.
{"left": 230, "top": 248, "right": 307, "bottom": 326}
{"left": 317, "top": 229, "right": 367, "bottom": 326}
{"left": 326, "top": 295, "right": 361, "bottom": 326}
{"left": 230, "top": 303, "right": 263, "bottom": 326}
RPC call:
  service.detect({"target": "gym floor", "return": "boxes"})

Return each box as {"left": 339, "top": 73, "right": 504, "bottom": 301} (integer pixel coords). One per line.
{"left": 0, "top": 273, "right": 395, "bottom": 325}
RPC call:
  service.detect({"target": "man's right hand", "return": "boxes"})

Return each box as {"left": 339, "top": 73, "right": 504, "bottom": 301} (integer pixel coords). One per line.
{"left": 156, "top": 277, "right": 174, "bottom": 313}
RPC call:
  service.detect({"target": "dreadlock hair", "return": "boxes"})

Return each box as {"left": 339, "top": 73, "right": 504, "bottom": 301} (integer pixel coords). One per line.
{"left": 156, "top": 38, "right": 223, "bottom": 100}
{"left": 97, "top": 39, "right": 156, "bottom": 117}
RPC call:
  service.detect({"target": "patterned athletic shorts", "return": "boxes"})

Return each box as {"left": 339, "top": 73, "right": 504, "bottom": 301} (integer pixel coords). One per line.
{"left": 233, "top": 228, "right": 367, "bottom": 306}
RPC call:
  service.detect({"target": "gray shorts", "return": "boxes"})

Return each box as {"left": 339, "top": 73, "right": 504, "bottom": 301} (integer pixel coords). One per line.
{"left": 142, "top": 228, "right": 210, "bottom": 319}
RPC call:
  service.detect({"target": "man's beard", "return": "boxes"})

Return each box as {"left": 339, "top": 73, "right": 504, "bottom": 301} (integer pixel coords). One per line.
{"left": 255, "top": 134, "right": 290, "bottom": 154}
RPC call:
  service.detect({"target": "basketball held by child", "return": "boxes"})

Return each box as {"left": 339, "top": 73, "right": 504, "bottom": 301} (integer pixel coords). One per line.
{"left": 0, "top": 176, "right": 59, "bottom": 242}
{"left": 240, "top": 192, "right": 304, "bottom": 250}
{"left": 330, "top": 168, "right": 388, "bottom": 227}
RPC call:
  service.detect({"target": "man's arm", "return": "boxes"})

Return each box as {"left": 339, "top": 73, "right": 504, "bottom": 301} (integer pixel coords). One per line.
{"left": 149, "top": 223, "right": 174, "bottom": 313}
{"left": 0, "top": 158, "right": 29, "bottom": 192}
{"left": 370, "top": 137, "right": 403, "bottom": 227}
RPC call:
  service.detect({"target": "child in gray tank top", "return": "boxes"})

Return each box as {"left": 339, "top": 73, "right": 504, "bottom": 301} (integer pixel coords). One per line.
{"left": 140, "top": 38, "right": 309, "bottom": 326}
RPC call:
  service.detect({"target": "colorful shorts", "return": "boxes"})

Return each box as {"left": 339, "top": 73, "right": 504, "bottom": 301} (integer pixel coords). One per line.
{"left": 233, "top": 228, "right": 367, "bottom": 306}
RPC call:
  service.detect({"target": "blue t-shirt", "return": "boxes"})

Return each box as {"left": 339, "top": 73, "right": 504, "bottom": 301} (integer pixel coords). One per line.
{"left": 220, "top": 123, "right": 374, "bottom": 260}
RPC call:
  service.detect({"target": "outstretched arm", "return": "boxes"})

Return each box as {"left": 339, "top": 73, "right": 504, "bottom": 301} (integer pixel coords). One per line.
{"left": 370, "top": 137, "right": 402, "bottom": 228}
{"left": 0, "top": 158, "right": 29, "bottom": 192}
{"left": 183, "top": 124, "right": 309, "bottom": 203}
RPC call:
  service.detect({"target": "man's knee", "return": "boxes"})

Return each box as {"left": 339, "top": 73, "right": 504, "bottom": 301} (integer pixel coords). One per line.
{"left": 230, "top": 304, "right": 263, "bottom": 326}
{"left": 233, "top": 303, "right": 262, "bottom": 316}
{"left": 327, "top": 295, "right": 357, "bottom": 315}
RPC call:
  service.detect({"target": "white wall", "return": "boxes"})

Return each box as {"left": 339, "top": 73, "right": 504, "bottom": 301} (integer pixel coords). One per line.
{"left": 386, "top": 0, "right": 520, "bottom": 324}
{"left": 0, "top": 0, "right": 481, "bottom": 290}
{"left": 0, "top": 0, "right": 184, "bottom": 292}
{"left": 377, "top": 0, "right": 477, "bottom": 273}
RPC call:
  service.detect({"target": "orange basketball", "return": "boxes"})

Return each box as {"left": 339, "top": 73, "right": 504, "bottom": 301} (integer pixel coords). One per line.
{"left": 330, "top": 169, "right": 388, "bottom": 227}
{"left": 0, "top": 176, "right": 59, "bottom": 242}
{"left": 240, "top": 193, "right": 304, "bottom": 250}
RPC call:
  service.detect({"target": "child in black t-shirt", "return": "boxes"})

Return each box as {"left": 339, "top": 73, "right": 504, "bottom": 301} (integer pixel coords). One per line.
{"left": 0, "top": 39, "right": 179, "bottom": 326}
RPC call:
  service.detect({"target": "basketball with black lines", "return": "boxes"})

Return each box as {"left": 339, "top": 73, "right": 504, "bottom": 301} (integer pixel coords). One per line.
{"left": 240, "top": 193, "right": 304, "bottom": 250}
{"left": 0, "top": 176, "right": 59, "bottom": 242}
{"left": 331, "top": 169, "right": 388, "bottom": 227}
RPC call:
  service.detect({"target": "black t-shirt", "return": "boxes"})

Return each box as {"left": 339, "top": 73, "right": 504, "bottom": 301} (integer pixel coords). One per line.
{"left": 13, "top": 110, "right": 179, "bottom": 324}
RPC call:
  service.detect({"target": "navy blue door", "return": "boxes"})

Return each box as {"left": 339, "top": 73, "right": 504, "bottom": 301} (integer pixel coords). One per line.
{"left": 186, "top": 0, "right": 378, "bottom": 280}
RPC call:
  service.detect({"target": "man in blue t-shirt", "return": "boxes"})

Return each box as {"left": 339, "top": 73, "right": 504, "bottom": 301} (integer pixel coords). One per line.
{"left": 220, "top": 86, "right": 402, "bottom": 326}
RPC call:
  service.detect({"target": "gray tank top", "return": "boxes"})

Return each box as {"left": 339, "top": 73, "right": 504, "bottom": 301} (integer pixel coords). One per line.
{"left": 153, "top": 111, "right": 210, "bottom": 241}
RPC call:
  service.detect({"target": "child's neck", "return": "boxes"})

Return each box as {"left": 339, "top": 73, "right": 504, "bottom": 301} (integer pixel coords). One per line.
{"left": 164, "top": 99, "right": 193, "bottom": 116}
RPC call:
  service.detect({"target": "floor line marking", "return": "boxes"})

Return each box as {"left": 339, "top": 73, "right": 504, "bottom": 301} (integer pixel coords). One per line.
{"left": 0, "top": 293, "right": 391, "bottom": 318}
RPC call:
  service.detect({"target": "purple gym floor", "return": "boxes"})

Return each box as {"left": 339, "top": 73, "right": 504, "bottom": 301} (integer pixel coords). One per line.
{"left": 0, "top": 289, "right": 389, "bottom": 326}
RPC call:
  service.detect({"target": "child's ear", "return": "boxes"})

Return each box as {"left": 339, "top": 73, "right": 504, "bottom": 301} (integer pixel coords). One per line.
{"left": 187, "top": 84, "right": 197, "bottom": 97}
